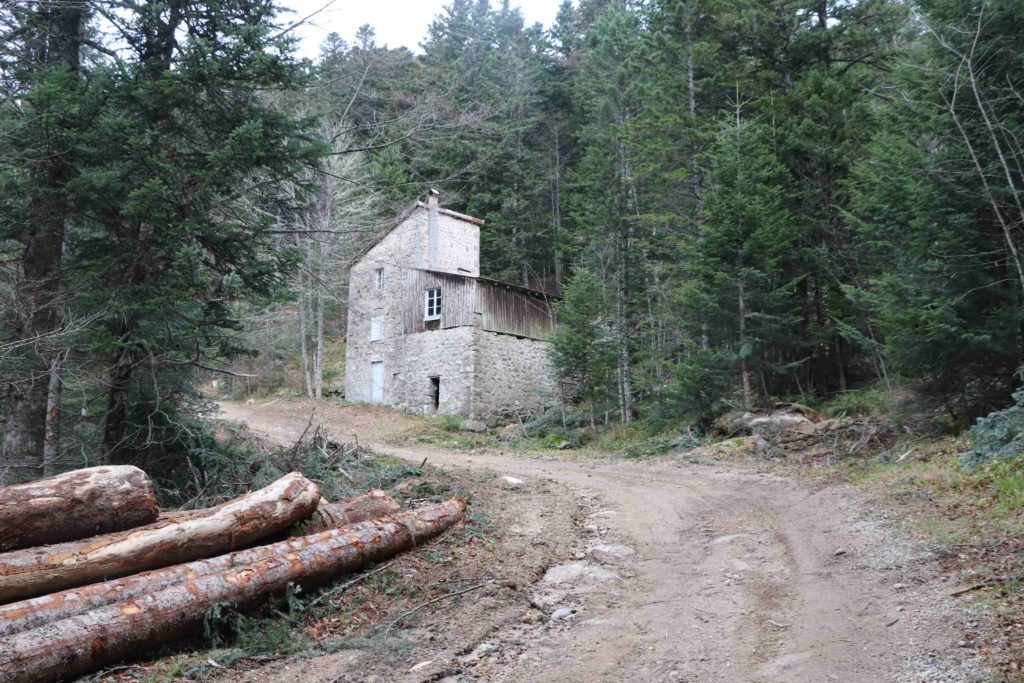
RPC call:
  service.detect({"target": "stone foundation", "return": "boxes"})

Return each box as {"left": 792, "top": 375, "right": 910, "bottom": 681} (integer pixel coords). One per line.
{"left": 344, "top": 325, "right": 557, "bottom": 418}
{"left": 471, "top": 330, "right": 557, "bottom": 417}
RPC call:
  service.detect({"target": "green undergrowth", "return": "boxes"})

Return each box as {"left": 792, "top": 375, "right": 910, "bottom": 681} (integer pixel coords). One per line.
{"left": 963, "top": 388, "right": 1024, "bottom": 467}
{"left": 816, "top": 388, "right": 894, "bottom": 419}
{"left": 851, "top": 437, "right": 1024, "bottom": 525}
{"left": 399, "top": 406, "right": 705, "bottom": 458}
{"left": 146, "top": 420, "right": 345, "bottom": 508}
{"left": 400, "top": 414, "right": 501, "bottom": 450}
{"left": 153, "top": 417, "right": 460, "bottom": 510}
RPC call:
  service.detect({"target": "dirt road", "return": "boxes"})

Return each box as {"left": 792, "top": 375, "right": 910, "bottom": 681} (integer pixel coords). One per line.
{"left": 218, "top": 401, "right": 988, "bottom": 682}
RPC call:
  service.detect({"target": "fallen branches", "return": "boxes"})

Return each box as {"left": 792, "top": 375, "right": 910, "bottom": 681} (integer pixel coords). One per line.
{"left": 0, "top": 466, "right": 158, "bottom": 551}
{"left": 0, "top": 472, "right": 321, "bottom": 603}
{"left": 384, "top": 579, "right": 494, "bottom": 638}
{"left": 0, "top": 499, "right": 466, "bottom": 682}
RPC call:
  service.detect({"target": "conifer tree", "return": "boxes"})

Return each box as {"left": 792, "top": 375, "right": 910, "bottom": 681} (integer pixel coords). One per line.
{"left": 549, "top": 269, "right": 615, "bottom": 426}
{"left": 686, "top": 118, "right": 795, "bottom": 406}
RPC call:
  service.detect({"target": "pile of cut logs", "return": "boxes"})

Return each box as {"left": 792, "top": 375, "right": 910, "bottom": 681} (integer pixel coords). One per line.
{"left": 0, "top": 465, "right": 465, "bottom": 682}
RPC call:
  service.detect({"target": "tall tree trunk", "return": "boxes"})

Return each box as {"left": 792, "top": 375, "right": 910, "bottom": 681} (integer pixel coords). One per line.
{"left": 102, "top": 340, "right": 139, "bottom": 465}
{"left": 42, "top": 350, "right": 65, "bottom": 476}
{"left": 615, "top": 123, "right": 637, "bottom": 423}
{"left": 3, "top": 216, "right": 64, "bottom": 481}
{"left": 550, "top": 124, "right": 563, "bottom": 291}
{"left": 299, "top": 266, "right": 313, "bottom": 399}
{"left": 685, "top": 0, "right": 704, "bottom": 229}
{"left": 684, "top": 5, "right": 709, "bottom": 352}
{"left": 2, "top": 382, "right": 46, "bottom": 484}
{"left": 314, "top": 243, "right": 326, "bottom": 400}
{"left": 738, "top": 279, "right": 752, "bottom": 408}
{"left": 98, "top": 3, "right": 186, "bottom": 458}
{"left": 1, "top": 3, "right": 84, "bottom": 484}
{"left": 835, "top": 338, "right": 847, "bottom": 393}
{"left": 617, "top": 248, "right": 633, "bottom": 423}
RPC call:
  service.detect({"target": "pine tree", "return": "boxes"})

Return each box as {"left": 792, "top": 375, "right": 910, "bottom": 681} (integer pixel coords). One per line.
{"left": 0, "top": 0, "right": 325, "bottom": 468}
{"left": 685, "top": 118, "right": 796, "bottom": 407}
{"left": 417, "top": 0, "right": 556, "bottom": 286}
{"left": 0, "top": 0, "right": 87, "bottom": 481}
{"left": 549, "top": 268, "right": 615, "bottom": 426}
{"left": 565, "top": 2, "right": 646, "bottom": 421}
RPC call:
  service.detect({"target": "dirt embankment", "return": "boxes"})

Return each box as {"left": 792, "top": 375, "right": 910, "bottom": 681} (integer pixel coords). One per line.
{"left": 214, "top": 400, "right": 993, "bottom": 682}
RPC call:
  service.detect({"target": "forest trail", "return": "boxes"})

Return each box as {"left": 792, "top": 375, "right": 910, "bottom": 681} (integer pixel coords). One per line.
{"left": 218, "top": 401, "right": 982, "bottom": 682}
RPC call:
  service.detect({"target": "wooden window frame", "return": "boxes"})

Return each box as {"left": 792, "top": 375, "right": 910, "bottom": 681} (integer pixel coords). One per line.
{"left": 424, "top": 288, "right": 442, "bottom": 321}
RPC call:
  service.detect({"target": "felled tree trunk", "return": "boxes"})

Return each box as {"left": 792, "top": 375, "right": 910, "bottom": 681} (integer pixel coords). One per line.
{"left": 156, "top": 489, "right": 400, "bottom": 530}
{"left": 0, "top": 490, "right": 403, "bottom": 635}
{"left": 0, "top": 472, "right": 320, "bottom": 603}
{"left": 0, "top": 466, "right": 158, "bottom": 551}
{"left": 0, "top": 499, "right": 466, "bottom": 682}
{"left": 300, "top": 489, "right": 402, "bottom": 535}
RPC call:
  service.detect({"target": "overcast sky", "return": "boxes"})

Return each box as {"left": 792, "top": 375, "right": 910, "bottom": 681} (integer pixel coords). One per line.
{"left": 280, "top": 0, "right": 564, "bottom": 59}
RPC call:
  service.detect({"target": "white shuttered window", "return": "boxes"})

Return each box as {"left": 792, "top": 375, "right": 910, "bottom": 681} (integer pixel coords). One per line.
{"left": 370, "top": 315, "right": 384, "bottom": 341}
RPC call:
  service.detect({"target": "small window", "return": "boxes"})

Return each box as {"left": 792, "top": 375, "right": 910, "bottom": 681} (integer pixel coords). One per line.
{"left": 373, "top": 268, "right": 384, "bottom": 290}
{"left": 370, "top": 315, "right": 384, "bottom": 341}
{"left": 424, "top": 288, "right": 441, "bottom": 320}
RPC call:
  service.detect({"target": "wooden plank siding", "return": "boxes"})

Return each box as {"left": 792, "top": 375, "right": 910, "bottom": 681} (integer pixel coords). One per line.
{"left": 401, "top": 269, "right": 477, "bottom": 334}
{"left": 401, "top": 269, "right": 555, "bottom": 340}
{"left": 477, "top": 280, "right": 555, "bottom": 340}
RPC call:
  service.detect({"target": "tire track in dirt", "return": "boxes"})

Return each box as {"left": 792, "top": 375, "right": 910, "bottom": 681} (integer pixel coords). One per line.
{"left": 218, "top": 401, "right": 991, "bottom": 682}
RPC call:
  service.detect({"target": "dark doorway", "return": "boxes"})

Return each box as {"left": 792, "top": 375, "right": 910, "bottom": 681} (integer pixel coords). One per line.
{"left": 429, "top": 376, "right": 440, "bottom": 413}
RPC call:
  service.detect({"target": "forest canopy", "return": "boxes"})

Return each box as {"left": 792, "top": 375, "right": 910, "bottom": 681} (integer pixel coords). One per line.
{"left": 2, "top": 0, "right": 1023, "bottom": 482}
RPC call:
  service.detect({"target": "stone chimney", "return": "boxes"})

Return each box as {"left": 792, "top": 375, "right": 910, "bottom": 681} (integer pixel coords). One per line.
{"left": 427, "top": 189, "right": 439, "bottom": 269}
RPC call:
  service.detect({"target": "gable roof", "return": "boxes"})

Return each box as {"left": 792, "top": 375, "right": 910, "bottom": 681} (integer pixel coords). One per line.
{"left": 350, "top": 199, "right": 485, "bottom": 268}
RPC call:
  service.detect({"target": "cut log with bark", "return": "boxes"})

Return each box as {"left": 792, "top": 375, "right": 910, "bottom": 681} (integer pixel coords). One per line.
{"left": 0, "top": 472, "right": 320, "bottom": 603}
{"left": 0, "top": 466, "right": 158, "bottom": 552}
{"left": 0, "top": 499, "right": 466, "bottom": 683}
{"left": 0, "top": 489, "right": 403, "bottom": 635}
{"left": 154, "top": 489, "right": 400, "bottom": 532}
{"left": 299, "top": 489, "right": 403, "bottom": 535}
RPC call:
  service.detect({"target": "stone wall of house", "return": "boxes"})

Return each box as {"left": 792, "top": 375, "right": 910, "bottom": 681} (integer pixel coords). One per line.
{"left": 431, "top": 211, "right": 479, "bottom": 277}
{"left": 356, "top": 212, "right": 422, "bottom": 276}
{"left": 352, "top": 206, "right": 478, "bottom": 279}
{"left": 345, "top": 326, "right": 476, "bottom": 414}
{"left": 471, "top": 329, "right": 558, "bottom": 417}
{"left": 346, "top": 204, "right": 480, "bottom": 408}
{"left": 345, "top": 231, "right": 409, "bottom": 404}
{"left": 393, "top": 326, "right": 477, "bottom": 415}
{"left": 345, "top": 317, "right": 558, "bottom": 418}
{"left": 345, "top": 202, "right": 553, "bottom": 418}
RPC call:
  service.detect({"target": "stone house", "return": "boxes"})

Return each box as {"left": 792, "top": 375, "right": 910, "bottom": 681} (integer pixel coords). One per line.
{"left": 344, "top": 192, "right": 559, "bottom": 417}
